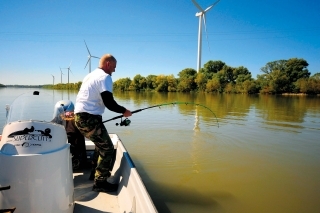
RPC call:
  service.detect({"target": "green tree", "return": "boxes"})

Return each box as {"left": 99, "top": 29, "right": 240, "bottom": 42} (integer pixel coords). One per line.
{"left": 285, "top": 58, "right": 310, "bottom": 81}
{"left": 261, "top": 60, "right": 287, "bottom": 74}
{"left": 259, "top": 58, "right": 310, "bottom": 93}
{"left": 213, "top": 65, "right": 234, "bottom": 92}
{"left": 224, "top": 83, "right": 234, "bottom": 93}
{"left": 256, "top": 74, "right": 271, "bottom": 93}
{"left": 167, "top": 75, "right": 177, "bottom": 92}
{"left": 75, "top": 81, "right": 82, "bottom": 90}
{"left": 307, "top": 73, "right": 320, "bottom": 94}
{"left": 259, "top": 60, "right": 287, "bottom": 93}
{"left": 312, "top": 72, "right": 320, "bottom": 77}
{"left": 269, "top": 69, "right": 290, "bottom": 93}
{"left": 114, "top": 77, "right": 132, "bottom": 91}
{"left": 155, "top": 75, "right": 168, "bottom": 92}
{"left": 146, "top": 75, "right": 157, "bottom": 90}
{"left": 225, "top": 66, "right": 235, "bottom": 84}
{"left": 206, "top": 77, "right": 221, "bottom": 92}
{"left": 235, "top": 80, "right": 258, "bottom": 93}
{"left": 201, "top": 60, "right": 225, "bottom": 79}
{"left": 177, "top": 68, "right": 197, "bottom": 92}
{"left": 294, "top": 78, "right": 308, "bottom": 93}
{"left": 132, "top": 74, "right": 146, "bottom": 91}
{"left": 195, "top": 72, "right": 208, "bottom": 92}
{"left": 285, "top": 58, "right": 310, "bottom": 91}
{"left": 234, "top": 66, "right": 252, "bottom": 83}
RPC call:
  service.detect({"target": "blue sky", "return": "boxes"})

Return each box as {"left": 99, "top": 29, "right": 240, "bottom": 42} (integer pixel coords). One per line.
{"left": 0, "top": 0, "right": 319, "bottom": 85}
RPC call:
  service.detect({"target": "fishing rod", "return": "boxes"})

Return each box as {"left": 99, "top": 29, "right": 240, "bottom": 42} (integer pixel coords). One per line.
{"left": 102, "top": 102, "right": 219, "bottom": 127}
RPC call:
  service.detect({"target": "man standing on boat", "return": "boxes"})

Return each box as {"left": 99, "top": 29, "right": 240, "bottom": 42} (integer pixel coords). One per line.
{"left": 74, "top": 54, "right": 132, "bottom": 192}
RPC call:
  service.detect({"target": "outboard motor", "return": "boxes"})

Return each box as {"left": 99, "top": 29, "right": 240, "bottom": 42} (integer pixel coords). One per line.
{"left": 0, "top": 91, "right": 74, "bottom": 213}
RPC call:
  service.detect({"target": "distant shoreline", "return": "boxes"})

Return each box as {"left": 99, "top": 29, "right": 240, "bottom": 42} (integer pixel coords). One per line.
{"left": 1, "top": 85, "right": 42, "bottom": 88}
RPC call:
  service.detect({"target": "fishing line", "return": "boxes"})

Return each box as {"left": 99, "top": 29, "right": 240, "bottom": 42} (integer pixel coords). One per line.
{"left": 102, "top": 102, "right": 219, "bottom": 127}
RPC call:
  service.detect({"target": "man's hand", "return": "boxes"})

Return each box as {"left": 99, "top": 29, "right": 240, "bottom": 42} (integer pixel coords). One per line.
{"left": 123, "top": 109, "right": 132, "bottom": 117}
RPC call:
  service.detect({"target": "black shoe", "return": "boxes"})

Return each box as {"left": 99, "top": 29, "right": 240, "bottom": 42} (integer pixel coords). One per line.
{"left": 92, "top": 178, "right": 118, "bottom": 192}
{"left": 89, "top": 169, "right": 111, "bottom": 181}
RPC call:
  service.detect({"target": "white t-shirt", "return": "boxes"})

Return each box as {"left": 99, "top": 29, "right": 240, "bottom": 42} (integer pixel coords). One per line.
{"left": 74, "top": 68, "right": 113, "bottom": 115}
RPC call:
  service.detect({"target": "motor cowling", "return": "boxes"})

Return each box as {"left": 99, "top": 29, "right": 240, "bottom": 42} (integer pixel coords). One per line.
{"left": 0, "top": 121, "right": 74, "bottom": 213}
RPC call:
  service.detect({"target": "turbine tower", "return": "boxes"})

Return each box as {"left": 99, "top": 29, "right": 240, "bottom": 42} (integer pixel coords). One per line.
{"left": 66, "top": 61, "right": 72, "bottom": 85}
{"left": 51, "top": 75, "right": 55, "bottom": 86}
{"left": 62, "top": 62, "right": 72, "bottom": 87}
{"left": 59, "top": 67, "right": 64, "bottom": 83}
{"left": 192, "top": 0, "right": 220, "bottom": 72}
{"left": 84, "top": 40, "right": 100, "bottom": 73}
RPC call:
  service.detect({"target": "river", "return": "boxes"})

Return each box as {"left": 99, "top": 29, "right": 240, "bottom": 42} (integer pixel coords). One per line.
{"left": 0, "top": 87, "right": 320, "bottom": 213}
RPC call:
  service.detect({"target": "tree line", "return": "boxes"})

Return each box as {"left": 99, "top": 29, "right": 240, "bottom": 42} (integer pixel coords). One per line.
{"left": 43, "top": 82, "right": 82, "bottom": 90}
{"left": 40, "top": 57, "right": 319, "bottom": 94}
{"left": 114, "top": 58, "right": 320, "bottom": 94}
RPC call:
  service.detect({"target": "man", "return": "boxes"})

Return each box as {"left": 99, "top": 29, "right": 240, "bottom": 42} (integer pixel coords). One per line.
{"left": 74, "top": 54, "right": 132, "bottom": 192}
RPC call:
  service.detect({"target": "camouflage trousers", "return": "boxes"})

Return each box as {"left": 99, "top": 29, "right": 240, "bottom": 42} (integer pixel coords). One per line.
{"left": 74, "top": 112, "right": 114, "bottom": 179}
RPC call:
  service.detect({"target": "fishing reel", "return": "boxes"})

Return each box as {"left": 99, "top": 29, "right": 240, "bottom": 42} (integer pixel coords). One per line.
{"left": 116, "top": 118, "right": 131, "bottom": 127}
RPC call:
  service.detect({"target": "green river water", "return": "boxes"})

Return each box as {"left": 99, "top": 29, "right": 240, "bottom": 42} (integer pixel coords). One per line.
{"left": 1, "top": 88, "right": 319, "bottom": 213}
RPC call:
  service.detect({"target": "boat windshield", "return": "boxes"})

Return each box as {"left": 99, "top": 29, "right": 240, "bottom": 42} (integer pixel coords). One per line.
{"left": 6, "top": 90, "right": 58, "bottom": 124}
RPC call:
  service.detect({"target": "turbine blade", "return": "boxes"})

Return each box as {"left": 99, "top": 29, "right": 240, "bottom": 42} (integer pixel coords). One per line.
{"left": 92, "top": 56, "right": 100, "bottom": 59}
{"left": 84, "top": 40, "right": 92, "bottom": 56}
{"left": 191, "top": 0, "right": 204, "bottom": 12}
{"left": 204, "top": 0, "right": 220, "bottom": 12}
{"left": 203, "top": 14, "right": 211, "bottom": 53}
{"left": 84, "top": 58, "right": 90, "bottom": 69}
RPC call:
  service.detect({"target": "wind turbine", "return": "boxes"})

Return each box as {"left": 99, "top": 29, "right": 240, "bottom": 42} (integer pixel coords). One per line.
{"left": 51, "top": 74, "right": 55, "bottom": 97}
{"left": 84, "top": 40, "right": 100, "bottom": 73}
{"left": 66, "top": 61, "right": 72, "bottom": 86}
{"left": 61, "top": 62, "right": 72, "bottom": 88}
{"left": 191, "top": 0, "right": 220, "bottom": 72}
{"left": 64, "top": 62, "right": 73, "bottom": 99}
{"left": 51, "top": 75, "right": 55, "bottom": 86}
{"left": 59, "top": 67, "right": 64, "bottom": 83}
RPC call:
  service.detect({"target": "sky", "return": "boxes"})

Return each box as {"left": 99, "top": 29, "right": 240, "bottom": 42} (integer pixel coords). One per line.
{"left": 0, "top": 0, "right": 319, "bottom": 85}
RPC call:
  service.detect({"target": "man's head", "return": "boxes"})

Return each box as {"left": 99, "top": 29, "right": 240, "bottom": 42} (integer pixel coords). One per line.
{"left": 99, "top": 54, "right": 117, "bottom": 75}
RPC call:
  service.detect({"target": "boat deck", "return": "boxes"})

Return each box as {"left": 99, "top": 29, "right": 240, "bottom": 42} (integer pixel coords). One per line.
{"left": 73, "top": 168, "right": 120, "bottom": 213}
{"left": 71, "top": 134, "right": 158, "bottom": 213}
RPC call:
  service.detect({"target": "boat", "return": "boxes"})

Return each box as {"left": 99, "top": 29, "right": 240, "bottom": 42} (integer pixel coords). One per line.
{"left": 0, "top": 91, "right": 158, "bottom": 213}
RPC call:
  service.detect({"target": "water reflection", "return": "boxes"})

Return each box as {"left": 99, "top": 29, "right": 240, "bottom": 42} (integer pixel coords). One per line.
{"left": 113, "top": 91, "right": 320, "bottom": 132}
{"left": 52, "top": 89, "right": 79, "bottom": 102}
{"left": 193, "top": 107, "right": 200, "bottom": 132}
